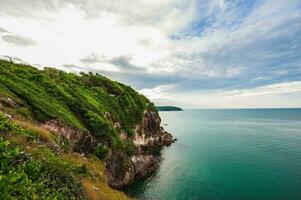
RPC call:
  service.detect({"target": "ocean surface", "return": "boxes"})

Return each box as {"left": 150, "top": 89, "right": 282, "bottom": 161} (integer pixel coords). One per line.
{"left": 124, "top": 109, "right": 301, "bottom": 200}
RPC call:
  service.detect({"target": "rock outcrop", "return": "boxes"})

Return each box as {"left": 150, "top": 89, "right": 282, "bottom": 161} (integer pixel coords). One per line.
{"left": 0, "top": 96, "right": 20, "bottom": 109}
{"left": 0, "top": 60, "right": 174, "bottom": 196}
{"left": 105, "top": 110, "right": 174, "bottom": 189}
{"left": 42, "top": 119, "right": 97, "bottom": 153}
{"left": 105, "top": 151, "right": 136, "bottom": 188}
{"left": 39, "top": 110, "right": 173, "bottom": 190}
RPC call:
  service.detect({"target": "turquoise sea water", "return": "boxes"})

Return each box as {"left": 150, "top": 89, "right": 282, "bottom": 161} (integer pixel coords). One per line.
{"left": 125, "top": 109, "right": 301, "bottom": 200}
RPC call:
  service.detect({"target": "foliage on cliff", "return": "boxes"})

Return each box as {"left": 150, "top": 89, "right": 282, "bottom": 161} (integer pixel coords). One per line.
{"left": 0, "top": 113, "right": 88, "bottom": 199}
{"left": 0, "top": 112, "right": 132, "bottom": 200}
{"left": 0, "top": 60, "right": 156, "bottom": 154}
{"left": 0, "top": 60, "right": 158, "bottom": 199}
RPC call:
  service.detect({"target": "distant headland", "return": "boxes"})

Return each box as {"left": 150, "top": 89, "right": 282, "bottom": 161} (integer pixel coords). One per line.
{"left": 156, "top": 106, "right": 183, "bottom": 111}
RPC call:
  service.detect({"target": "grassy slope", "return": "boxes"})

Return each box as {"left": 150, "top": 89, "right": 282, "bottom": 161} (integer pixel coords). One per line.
{"left": 0, "top": 113, "right": 132, "bottom": 200}
{"left": 0, "top": 60, "right": 157, "bottom": 155}
{"left": 0, "top": 60, "right": 158, "bottom": 199}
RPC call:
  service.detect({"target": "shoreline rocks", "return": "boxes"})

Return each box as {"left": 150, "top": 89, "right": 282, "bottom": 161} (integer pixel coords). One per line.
{"left": 105, "top": 110, "right": 174, "bottom": 189}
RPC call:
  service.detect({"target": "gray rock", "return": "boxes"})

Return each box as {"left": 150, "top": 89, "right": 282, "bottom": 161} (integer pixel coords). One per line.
{"left": 0, "top": 97, "right": 19, "bottom": 108}
{"left": 105, "top": 109, "right": 174, "bottom": 189}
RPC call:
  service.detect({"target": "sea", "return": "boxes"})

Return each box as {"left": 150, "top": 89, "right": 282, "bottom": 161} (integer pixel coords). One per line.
{"left": 124, "top": 109, "right": 301, "bottom": 200}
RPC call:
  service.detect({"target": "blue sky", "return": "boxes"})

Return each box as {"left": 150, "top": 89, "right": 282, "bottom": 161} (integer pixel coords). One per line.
{"left": 0, "top": 0, "right": 301, "bottom": 108}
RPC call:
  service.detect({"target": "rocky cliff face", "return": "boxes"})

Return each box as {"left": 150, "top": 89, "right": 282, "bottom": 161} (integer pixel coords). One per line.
{"left": 0, "top": 61, "right": 174, "bottom": 197}
{"left": 105, "top": 110, "right": 174, "bottom": 189}
{"left": 41, "top": 119, "right": 98, "bottom": 153}
{"left": 40, "top": 109, "right": 174, "bottom": 190}
{"left": 1, "top": 96, "right": 173, "bottom": 190}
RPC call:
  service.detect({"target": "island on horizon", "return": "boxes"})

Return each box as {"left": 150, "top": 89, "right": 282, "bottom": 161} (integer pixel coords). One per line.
{"left": 156, "top": 106, "right": 183, "bottom": 111}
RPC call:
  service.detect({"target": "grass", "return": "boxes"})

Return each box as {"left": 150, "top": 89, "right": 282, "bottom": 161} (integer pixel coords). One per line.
{"left": 63, "top": 153, "right": 132, "bottom": 200}
{"left": 0, "top": 60, "right": 159, "bottom": 199}
{"left": 13, "top": 119, "right": 54, "bottom": 143}
{"left": 0, "top": 59, "right": 157, "bottom": 157}
{"left": 0, "top": 112, "right": 133, "bottom": 200}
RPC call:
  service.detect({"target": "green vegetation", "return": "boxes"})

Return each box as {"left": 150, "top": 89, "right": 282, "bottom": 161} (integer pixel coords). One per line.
{"left": 0, "top": 112, "right": 132, "bottom": 200}
{"left": 0, "top": 60, "right": 152, "bottom": 199}
{"left": 0, "top": 60, "right": 156, "bottom": 155}
{"left": 94, "top": 144, "right": 109, "bottom": 160}
{"left": 156, "top": 106, "right": 183, "bottom": 111}
{"left": 0, "top": 113, "right": 88, "bottom": 200}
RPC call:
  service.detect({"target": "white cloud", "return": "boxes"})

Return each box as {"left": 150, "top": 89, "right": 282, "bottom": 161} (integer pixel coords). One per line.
{"left": 169, "top": 81, "right": 301, "bottom": 108}
{"left": 0, "top": 0, "right": 300, "bottom": 108}
{"left": 223, "top": 81, "right": 301, "bottom": 98}
{"left": 0, "top": 1, "right": 196, "bottom": 71}
{"left": 139, "top": 85, "right": 176, "bottom": 105}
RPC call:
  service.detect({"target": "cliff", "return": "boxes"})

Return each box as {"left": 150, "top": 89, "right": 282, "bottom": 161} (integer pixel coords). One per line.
{"left": 105, "top": 110, "right": 173, "bottom": 188}
{"left": 0, "top": 60, "right": 174, "bottom": 199}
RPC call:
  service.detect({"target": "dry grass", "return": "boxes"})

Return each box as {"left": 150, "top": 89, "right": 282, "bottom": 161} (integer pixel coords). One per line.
{"left": 7, "top": 134, "right": 28, "bottom": 146}
{"left": 63, "top": 153, "right": 133, "bottom": 200}
{"left": 6, "top": 115, "right": 133, "bottom": 200}
{"left": 14, "top": 119, "right": 54, "bottom": 143}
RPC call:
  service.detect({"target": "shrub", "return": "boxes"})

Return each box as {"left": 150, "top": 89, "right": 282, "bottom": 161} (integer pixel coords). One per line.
{"left": 0, "top": 137, "right": 87, "bottom": 200}
{"left": 124, "top": 139, "right": 136, "bottom": 156}
{"left": 94, "top": 144, "right": 109, "bottom": 160}
{"left": 0, "top": 113, "right": 14, "bottom": 134}
{"left": 84, "top": 111, "right": 112, "bottom": 138}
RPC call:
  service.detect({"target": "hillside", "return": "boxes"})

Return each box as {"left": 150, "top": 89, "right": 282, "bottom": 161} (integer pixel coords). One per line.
{"left": 156, "top": 106, "right": 183, "bottom": 111}
{"left": 0, "top": 60, "right": 174, "bottom": 199}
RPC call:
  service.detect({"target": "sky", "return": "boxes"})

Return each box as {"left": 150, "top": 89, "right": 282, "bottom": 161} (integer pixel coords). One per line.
{"left": 0, "top": 0, "right": 301, "bottom": 108}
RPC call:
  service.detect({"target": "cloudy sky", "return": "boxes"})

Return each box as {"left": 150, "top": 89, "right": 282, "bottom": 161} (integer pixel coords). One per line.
{"left": 0, "top": 0, "right": 301, "bottom": 108}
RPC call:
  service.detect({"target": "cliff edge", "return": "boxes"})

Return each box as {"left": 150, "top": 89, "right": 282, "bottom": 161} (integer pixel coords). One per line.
{"left": 0, "top": 60, "right": 174, "bottom": 199}
{"left": 105, "top": 110, "right": 174, "bottom": 188}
